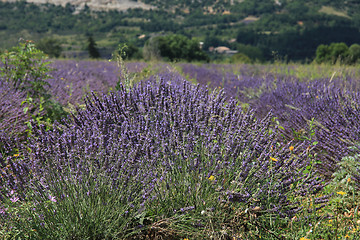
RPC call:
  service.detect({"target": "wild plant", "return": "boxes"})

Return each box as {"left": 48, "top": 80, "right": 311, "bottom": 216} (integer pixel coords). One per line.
{"left": 0, "top": 40, "right": 67, "bottom": 131}
{"left": 285, "top": 144, "right": 360, "bottom": 239}
{"left": 112, "top": 44, "right": 137, "bottom": 92}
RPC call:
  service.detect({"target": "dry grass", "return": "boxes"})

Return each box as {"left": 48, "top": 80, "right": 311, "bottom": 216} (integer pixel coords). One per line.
{"left": 318, "top": 6, "right": 351, "bottom": 19}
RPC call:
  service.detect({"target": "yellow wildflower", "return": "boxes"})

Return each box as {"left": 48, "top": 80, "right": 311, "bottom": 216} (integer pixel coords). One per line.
{"left": 336, "top": 191, "right": 346, "bottom": 195}
{"left": 300, "top": 238, "right": 311, "bottom": 240}
{"left": 208, "top": 175, "right": 215, "bottom": 181}
{"left": 289, "top": 146, "right": 294, "bottom": 152}
{"left": 270, "top": 157, "right": 278, "bottom": 162}
{"left": 347, "top": 177, "right": 351, "bottom": 183}
{"left": 13, "top": 153, "right": 20, "bottom": 157}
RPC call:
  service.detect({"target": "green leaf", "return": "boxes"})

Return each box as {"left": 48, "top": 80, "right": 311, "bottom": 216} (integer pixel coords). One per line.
{"left": 23, "top": 107, "right": 29, "bottom": 114}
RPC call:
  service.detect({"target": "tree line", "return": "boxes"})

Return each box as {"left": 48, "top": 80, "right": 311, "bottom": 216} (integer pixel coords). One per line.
{"left": 32, "top": 32, "right": 360, "bottom": 65}
{"left": 1, "top": 0, "right": 360, "bottom": 63}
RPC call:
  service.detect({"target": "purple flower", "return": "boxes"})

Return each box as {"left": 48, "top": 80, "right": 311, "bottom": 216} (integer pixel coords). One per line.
{"left": 49, "top": 195, "right": 57, "bottom": 203}
{"left": 10, "top": 196, "right": 19, "bottom": 203}
{"left": 0, "top": 207, "right": 8, "bottom": 215}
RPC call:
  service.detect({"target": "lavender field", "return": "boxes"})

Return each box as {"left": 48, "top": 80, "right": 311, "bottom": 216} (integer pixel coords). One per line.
{"left": 1, "top": 56, "right": 360, "bottom": 239}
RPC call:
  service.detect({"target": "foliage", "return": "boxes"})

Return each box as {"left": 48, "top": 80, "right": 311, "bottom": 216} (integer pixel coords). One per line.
{"left": 112, "top": 42, "right": 142, "bottom": 60}
{"left": 1, "top": 1, "right": 360, "bottom": 62}
{"left": 315, "top": 42, "right": 360, "bottom": 65}
{"left": 112, "top": 44, "right": 137, "bottom": 91}
{"left": 315, "top": 44, "right": 332, "bottom": 63}
{"left": 327, "top": 145, "right": 360, "bottom": 194}
{"left": 149, "top": 34, "right": 209, "bottom": 62}
{"left": 348, "top": 43, "right": 360, "bottom": 64}
{"left": 302, "top": 145, "right": 360, "bottom": 239}
{"left": 143, "top": 37, "right": 161, "bottom": 61}
{"left": 0, "top": 40, "right": 67, "bottom": 136}
{"left": 233, "top": 43, "right": 264, "bottom": 62}
{"left": 229, "top": 53, "right": 252, "bottom": 64}
{"left": 0, "top": 40, "right": 51, "bottom": 99}
{"left": 87, "top": 35, "right": 100, "bottom": 59}
{"left": 36, "top": 37, "right": 62, "bottom": 58}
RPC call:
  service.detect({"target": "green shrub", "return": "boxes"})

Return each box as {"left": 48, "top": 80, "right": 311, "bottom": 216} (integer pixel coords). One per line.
{"left": 0, "top": 40, "right": 67, "bottom": 130}
{"left": 36, "top": 37, "right": 62, "bottom": 58}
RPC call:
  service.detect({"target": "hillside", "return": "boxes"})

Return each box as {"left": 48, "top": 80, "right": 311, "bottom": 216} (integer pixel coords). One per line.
{"left": 1, "top": 0, "right": 154, "bottom": 11}
{"left": 0, "top": 0, "right": 359, "bottom": 62}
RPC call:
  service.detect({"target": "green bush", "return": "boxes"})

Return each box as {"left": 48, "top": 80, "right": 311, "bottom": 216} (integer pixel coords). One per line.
{"left": 315, "top": 42, "right": 359, "bottom": 65}
{"left": 234, "top": 43, "right": 264, "bottom": 62}
{"left": 230, "top": 52, "right": 252, "bottom": 64}
{"left": 145, "top": 34, "right": 209, "bottom": 62}
{"left": 1, "top": 40, "right": 52, "bottom": 99}
{"left": 36, "top": 38, "right": 62, "bottom": 58}
{"left": 87, "top": 35, "right": 101, "bottom": 59}
{"left": 0, "top": 40, "right": 67, "bottom": 128}
{"left": 348, "top": 43, "right": 360, "bottom": 64}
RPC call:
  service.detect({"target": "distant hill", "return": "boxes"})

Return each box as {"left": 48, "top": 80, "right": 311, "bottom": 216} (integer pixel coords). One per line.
{"left": 0, "top": 0, "right": 154, "bottom": 11}
{"left": 1, "top": 0, "right": 359, "bottom": 62}
{"left": 3, "top": 0, "right": 357, "bottom": 14}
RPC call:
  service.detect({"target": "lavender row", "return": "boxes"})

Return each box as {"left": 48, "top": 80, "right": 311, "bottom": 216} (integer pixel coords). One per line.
{"left": 3, "top": 59, "right": 360, "bottom": 183}
{"left": 179, "top": 63, "right": 360, "bottom": 179}
{"left": 47, "top": 60, "right": 147, "bottom": 106}
{"left": 0, "top": 77, "right": 325, "bottom": 237}
{"left": 0, "top": 80, "right": 34, "bottom": 156}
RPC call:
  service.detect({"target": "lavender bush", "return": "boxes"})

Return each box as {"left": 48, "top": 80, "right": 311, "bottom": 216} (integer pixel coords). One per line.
{"left": 0, "top": 41, "right": 68, "bottom": 142}
{"left": 4, "top": 54, "right": 360, "bottom": 238}
{"left": 0, "top": 75, "right": 325, "bottom": 239}
{"left": 251, "top": 76, "right": 360, "bottom": 179}
{"left": 0, "top": 81, "right": 32, "bottom": 138}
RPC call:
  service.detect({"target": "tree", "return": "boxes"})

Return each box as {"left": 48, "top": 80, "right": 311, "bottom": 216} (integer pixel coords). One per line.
{"left": 36, "top": 38, "right": 62, "bottom": 58}
{"left": 143, "top": 37, "right": 161, "bottom": 61}
{"left": 114, "top": 43, "right": 141, "bottom": 60}
{"left": 285, "top": 2, "right": 309, "bottom": 18}
{"left": 348, "top": 44, "right": 360, "bottom": 64}
{"left": 236, "top": 28, "right": 259, "bottom": 45}
{"left": 329, "top": 42, "right": 349, "bottom": 64}
{"left": 234, "top": 43, "right": 264, "bottom": 62}
{"left": 153, "top": 34, "right": 209, "bottom": 62}
{"left": 87, "top": 35, "right": 100, "bottom": 59}
{"left": 315, "top": 44, "right": 331, "bottom": 63}
{"left": 315, "top": 42, "right": 350, "bottom": 64}
{"left": 230, "top": 53, "right": 252, "bottom": 64}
